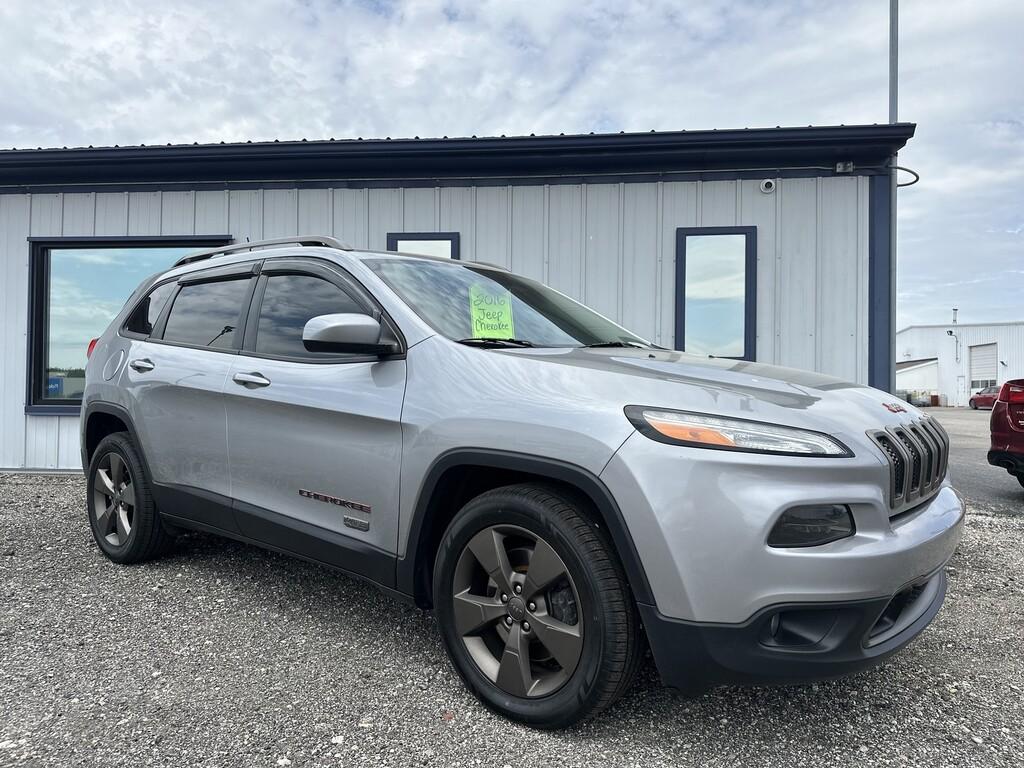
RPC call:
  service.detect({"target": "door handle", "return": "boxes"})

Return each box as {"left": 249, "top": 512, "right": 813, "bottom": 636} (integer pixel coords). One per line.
{"left": 129, "top": 358, "right": 154, "bottom": 373}
{"left": 232, "top": 371, "right": 271, "bottom": 388}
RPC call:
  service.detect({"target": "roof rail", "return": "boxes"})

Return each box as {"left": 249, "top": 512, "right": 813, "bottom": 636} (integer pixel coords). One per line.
{"left": 173, "top": 235, "right": 354, "bottom": 267}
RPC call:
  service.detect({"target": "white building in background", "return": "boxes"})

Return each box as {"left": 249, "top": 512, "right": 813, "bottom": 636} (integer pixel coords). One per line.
{"left": 895, "top": 322, "right": 1024, "bottom": 406}
{"left": 0, "top": 124, "right": 912, "bottom": 469}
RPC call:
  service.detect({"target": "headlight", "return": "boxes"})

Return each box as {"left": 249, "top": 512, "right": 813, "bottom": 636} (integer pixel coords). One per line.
{"left": 624, "top": 406, "right": 852, "bottom": 457}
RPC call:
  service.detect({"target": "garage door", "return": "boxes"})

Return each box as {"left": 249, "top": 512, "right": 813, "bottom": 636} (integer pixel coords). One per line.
{"left": 969, "top": 343, "right": 997, "bottom": 390}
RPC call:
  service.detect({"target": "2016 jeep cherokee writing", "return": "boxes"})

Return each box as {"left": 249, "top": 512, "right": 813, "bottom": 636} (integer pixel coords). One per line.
{"left": 80, "top": 236, "right": 965, "bottom": 729}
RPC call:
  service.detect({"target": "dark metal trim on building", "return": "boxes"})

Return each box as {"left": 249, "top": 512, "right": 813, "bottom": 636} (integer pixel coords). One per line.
{"left": 868, "top": 175, "right": 894, "bottom": 392}
{"left": 0, "top": 167, "right": 894, "bottom": 195}
{"left": 26, "top": 235, "right": 232, "bottom": 245}
{"left": 674, "top": 227, "right": 758, "bottom": 362}
{"left": 0, "top": 124, "right": 916, "bottom": 188}
{"left": 386, "top": 231, "right": 461, "bottom": 260}
{"left": 26, "top": 235, "right": 232, "bottom": 414}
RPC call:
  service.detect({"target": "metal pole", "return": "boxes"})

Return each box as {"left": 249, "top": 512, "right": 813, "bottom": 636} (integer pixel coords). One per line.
{"left": 888, "top": 0, "right": 898, "bottom": 392}
{"left": 889, "top": 0, "right": 898, "bottom": 124}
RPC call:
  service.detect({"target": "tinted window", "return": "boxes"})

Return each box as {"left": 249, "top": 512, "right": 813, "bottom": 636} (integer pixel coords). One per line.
{"left": 162, "top": 278, "right": 251, "bottom": 349}
{"left": 255, "top": 274, "right": 364, "bottom": 357}
{"left": 124, "top": 282, "right": 175, "bottom": 336}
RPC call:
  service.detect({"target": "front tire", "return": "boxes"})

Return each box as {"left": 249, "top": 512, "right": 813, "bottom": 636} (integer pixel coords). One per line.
{"left": 1017, "top": 474, "right": 1024, "bottom": 490}
{"left": 433, "top": 484, "right": 642, "bottom": 728}
{"left": 969, "top": 399, "right": 977, "bottom": 410}
{"left": 86, "top": 432, "right": 170, "bottom": 563}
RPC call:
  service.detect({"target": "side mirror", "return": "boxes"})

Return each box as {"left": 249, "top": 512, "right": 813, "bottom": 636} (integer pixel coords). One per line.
{"left": 302, "top": 313, "right": 397, "bottom": 355}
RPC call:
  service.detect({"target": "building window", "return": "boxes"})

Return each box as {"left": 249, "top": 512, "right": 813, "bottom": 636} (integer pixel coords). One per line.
{"left": 27, "top": 237, "right": 230, "bottom": 413}
{"left": 387, "top": 232, "right": 460, "bottom": 260}
{"left": 970, "top": 379, "right": 996, "bottom": 390}
{"left": 675, "top": 227, "right": 757, "bottom": 361}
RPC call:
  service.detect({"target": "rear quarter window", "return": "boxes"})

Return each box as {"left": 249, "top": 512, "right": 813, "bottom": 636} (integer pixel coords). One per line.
{"left": 124, "top": 282, "right": 175, "bottom": 337}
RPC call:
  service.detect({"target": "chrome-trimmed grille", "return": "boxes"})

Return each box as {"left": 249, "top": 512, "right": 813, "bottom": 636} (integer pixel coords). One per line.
{"left": 867, "top": 417, "right": 950, "bottom": 514}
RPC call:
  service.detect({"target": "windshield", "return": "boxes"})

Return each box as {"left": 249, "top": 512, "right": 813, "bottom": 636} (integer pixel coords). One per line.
{"left": 366, "top": 258, "right": 649, "bottom": 348}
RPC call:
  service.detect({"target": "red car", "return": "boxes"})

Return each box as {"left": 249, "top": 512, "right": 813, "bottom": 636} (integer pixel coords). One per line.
{"left": 970, "top": 385, "right": 1000, "bottom": 410}
{"left": 988, "top": 379, "right": 1024, "bottom": 489}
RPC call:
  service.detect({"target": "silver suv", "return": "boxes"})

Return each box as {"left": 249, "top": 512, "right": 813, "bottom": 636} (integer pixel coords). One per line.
{"left": 81, "top": 237, "right": 965, "bottom": 728}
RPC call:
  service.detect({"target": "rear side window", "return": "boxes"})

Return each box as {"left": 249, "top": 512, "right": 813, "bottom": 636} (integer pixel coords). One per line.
{"left": 124, "top": 282, "right": 175, "bottom": 336}
{"left": 162, "top": 278, "right": 251, "bottom": 349}
{"left": 255, "top": 274, "right": 365, "bottom": 358}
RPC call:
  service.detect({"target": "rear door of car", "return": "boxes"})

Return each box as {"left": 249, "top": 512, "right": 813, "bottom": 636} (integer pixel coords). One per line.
{"left": 222, "top": 258, "right": 406, "bottom": 578}
{"left": 120, "top": 261, "right": 258, "bottom": 530}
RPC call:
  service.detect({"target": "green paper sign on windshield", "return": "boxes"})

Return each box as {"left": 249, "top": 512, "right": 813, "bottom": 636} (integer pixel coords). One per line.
{"left": 469, "top": 284, "right": 515, "bottom": 339}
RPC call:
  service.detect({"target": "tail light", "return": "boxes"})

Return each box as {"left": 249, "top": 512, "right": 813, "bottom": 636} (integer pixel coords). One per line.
{"left": 86, "top": 338, "right": 99, "bottom": 359}
{"left": 998, "top": 381, "right": 1024, "bottom": 404}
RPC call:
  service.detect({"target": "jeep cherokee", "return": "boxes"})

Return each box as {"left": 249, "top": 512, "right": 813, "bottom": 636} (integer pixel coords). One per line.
{"left": 80, "top": 236, "right": 965, "bottom": 728}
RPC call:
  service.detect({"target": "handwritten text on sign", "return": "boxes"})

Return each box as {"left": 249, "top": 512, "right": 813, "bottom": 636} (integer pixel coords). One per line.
{"left": 469, "top": 284, "right": 516, "bottom": 339}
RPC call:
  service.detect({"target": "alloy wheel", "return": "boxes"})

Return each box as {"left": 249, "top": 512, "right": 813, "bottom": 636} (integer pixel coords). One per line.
{"left": 451, "top": 524, "right": 583, "bottom": 698}
{"left": 92, "top": 452, "right": 136, "bottom": 547}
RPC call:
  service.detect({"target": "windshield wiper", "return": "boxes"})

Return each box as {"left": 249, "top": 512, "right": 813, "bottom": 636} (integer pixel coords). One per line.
{"left": 582, "top": 341, "right": 647, "bottom": 349}
{"left": 457, "top": 337, "right": 535, "bottom": 348}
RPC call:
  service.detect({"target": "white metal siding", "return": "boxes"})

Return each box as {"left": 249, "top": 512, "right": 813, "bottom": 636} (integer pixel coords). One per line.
{"left": 896, "top": 325, "right": 1024, "bottom": 406}
{"left": 895, "top": 361, "right": 938, "bottom": 393}
{"left": 1, "top": 176, "right": 871, "bottom": 469}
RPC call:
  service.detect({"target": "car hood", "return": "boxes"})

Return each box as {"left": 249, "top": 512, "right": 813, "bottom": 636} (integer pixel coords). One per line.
{"left": 496, "top": 345, "right": 924, "bottom": 439}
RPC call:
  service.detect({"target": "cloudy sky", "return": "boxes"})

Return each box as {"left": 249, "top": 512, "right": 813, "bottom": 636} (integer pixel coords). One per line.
{"left": 1, "top": 0, "right": 1019, "bottom": 328}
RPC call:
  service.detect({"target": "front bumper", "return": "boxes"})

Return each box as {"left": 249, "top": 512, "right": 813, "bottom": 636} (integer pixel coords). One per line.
{"left": 641, "top": 568, "right": 948, "bottom": 691}
{"left": 601, "top": 431, "right": 965, "bottom": 624}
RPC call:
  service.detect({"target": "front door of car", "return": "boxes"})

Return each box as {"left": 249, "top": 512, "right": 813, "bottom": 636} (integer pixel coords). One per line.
{"left": 120, "top": 265, "right": 257, "bottom": 531}
{"left": 223, "top": 259, "right": 406, "bottom": 572}
{"left": 984, "top": 386, "right": 999, "bottom": 407}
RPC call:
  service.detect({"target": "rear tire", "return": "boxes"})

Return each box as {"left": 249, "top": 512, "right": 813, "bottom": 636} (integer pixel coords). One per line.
{"left": 86, "top": 432, "right": 171, "bottom": 563}
{"left": 433, "top": 483, "right": 643, "bottom": 729}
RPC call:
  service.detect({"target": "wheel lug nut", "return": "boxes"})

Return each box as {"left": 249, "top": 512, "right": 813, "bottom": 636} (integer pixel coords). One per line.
{"left": 522, "top": 622, "right": 530, "bottom": 632}
{"left": 500, "top": 593, "right": 508, "bottom": 603}
{"left": 514, "top": 584, "right": 522, "bottom": 594}
{"left": 505, "top": 617, "right": 513, "bottom": 626}
{"left": 528, "top": 602, "right": 536, "bottom": 612}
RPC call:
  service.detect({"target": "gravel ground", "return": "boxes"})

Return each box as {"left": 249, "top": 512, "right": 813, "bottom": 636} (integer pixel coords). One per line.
{"left": 1, "top": 410, "right": 1022, "bottom": 767}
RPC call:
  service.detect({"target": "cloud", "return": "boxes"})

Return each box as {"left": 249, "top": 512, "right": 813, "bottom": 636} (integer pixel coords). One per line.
{"left": 1, "top": 0, "right": 1021, "bottom": 326}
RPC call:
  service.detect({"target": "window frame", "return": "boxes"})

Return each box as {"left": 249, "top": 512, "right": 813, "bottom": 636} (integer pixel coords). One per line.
{"left": 674, "top": 226, "right": 757, "bottom": 362}
{"left": 386, "top": 231, "right": 461, "bottom": 260}
{"left": 26, "top": 235, "right": 231, "bottom": 415}
{"left": 238, "top": 257, "right": 407, "bottom": 365}
{"left": 152, "top": 265, "right": 259, "bottom": 353}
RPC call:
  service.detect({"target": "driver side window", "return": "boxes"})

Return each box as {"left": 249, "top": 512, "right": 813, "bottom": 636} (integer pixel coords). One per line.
{"left": 254, "top": 274, "right": 365, "bottom": 359}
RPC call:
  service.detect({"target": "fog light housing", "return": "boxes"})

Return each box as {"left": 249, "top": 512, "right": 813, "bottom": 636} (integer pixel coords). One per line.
{"left": 767, "top": 504, "right": 855, "bottom": 548}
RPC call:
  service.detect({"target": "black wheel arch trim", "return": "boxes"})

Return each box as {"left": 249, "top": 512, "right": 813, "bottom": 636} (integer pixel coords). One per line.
{"left": 81, "top": 402, "right": 150, "bottom": 476}
{"left": 397, "top": 448, "right": 655, "bottom": 607}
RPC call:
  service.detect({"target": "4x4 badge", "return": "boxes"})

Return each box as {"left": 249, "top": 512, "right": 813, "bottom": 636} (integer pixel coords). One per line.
{"left": 883, "top": 402, "right": 908, "bottom": 413}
